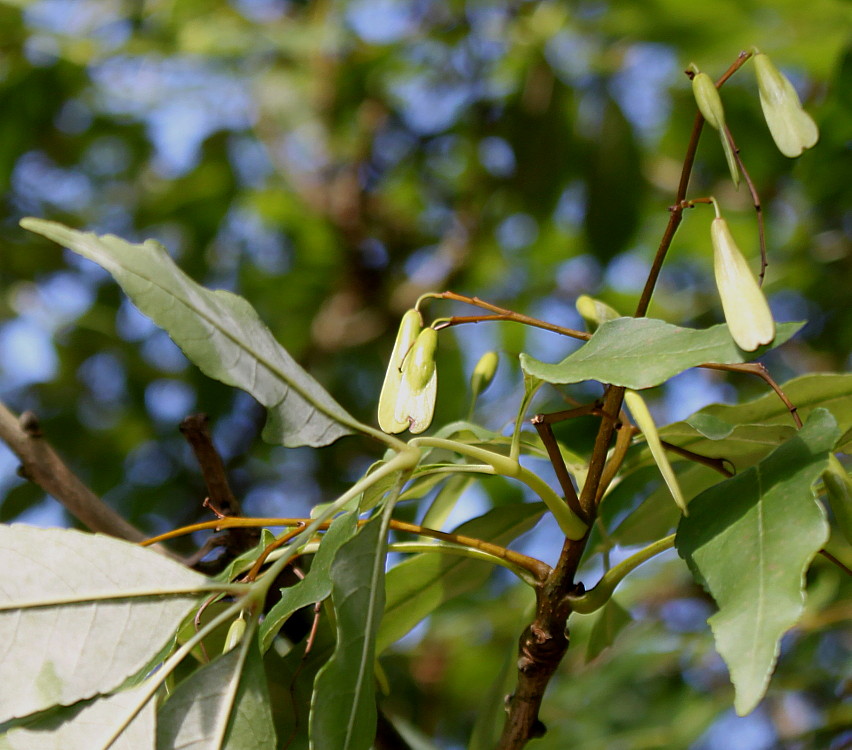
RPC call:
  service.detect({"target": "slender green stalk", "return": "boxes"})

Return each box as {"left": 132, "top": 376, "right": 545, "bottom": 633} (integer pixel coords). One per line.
{"left": 410, "top": 436, "right": 587, "bottom": 540}
{"left": 567, "top": 534, "right": 676, "bottom": 614}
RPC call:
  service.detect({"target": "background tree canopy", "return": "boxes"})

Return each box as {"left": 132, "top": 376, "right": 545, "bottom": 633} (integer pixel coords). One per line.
{"left": 0, "top": 1, "right": 849, "bottom": 748}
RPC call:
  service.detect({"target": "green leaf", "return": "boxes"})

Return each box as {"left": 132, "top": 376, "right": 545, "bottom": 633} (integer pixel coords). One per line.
{"left": 309, "top": 517, "right": 387, "bottom": 750}
{"left": 21, "top": 219, "right": 359, "bottom": 448}
{"left": 157, "top": 634, "right": 275, "bottom": 750}
{"left": 421, "top": 475, "right": 474, "bottom": 529}
{"left": 0, "top": 525, "right": 208, "bottom": 722}
{"left": 377, "top": 503, "right": 545, "bottom": 654}
{"left": 259, "top": 513, "right": 358, "bottom": 651}
{"left": 585, "top": 598, "right": 633, "bottom": 663}
{"left": 519, "top": 318, "right": 802, "bottom": 390}
{"left": 0, "top": 687, "right": 156, "bottom": 750}
{"left": 676, "top": 409, "right": 839, "bottom": 715}
{"left": 823, "top": 455, "right": 852, "bottom": 545}
{"left": 660, "top": 373, "right": 852, "bottom": 456}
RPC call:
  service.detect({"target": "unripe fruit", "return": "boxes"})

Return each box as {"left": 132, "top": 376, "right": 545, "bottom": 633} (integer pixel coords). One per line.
{"left": 753, "top": 53, "right": 818, "bottom": 158}
{"left": 378, "top": 309, "right": 422, "bottom": 434}
{"left": 691, "top": 68, "right": 739, "bottom": 186}
{"left": 575, "top": 295, "right": 620, "bottom": 331}
{"left": 402, "top": 328, "right": 438, "bottom": 392}
{"left": 711, "top": 216, "right": 775, "bottom": 351}
{"left": 470, "top": 351, "right": 499, "bottom": 397}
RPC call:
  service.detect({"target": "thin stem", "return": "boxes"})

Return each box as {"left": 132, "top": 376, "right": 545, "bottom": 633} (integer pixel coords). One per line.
{"left": 595, "top": 417, "right": 635, "bottom": 504}
{"left": 142, "top": 512, "right": 551, "bottom": 583}
{"left": 725, "top": 126, "right": 768, "bottom": 283}
{"left": 567, "top": 534, "right": 677, "bottom": 614}
{"left": 437, "top": 291, "right": 590, "bottom": 340}
{"left": 434, "top": 314, "right": 590, "bottom": 341}
{"left": 700, "top": 362, "right": 802, "bottom": 428}
{"left": 411, "top": 436, "right": 588, "bottom": 539}
{"left": 530, "top": 417, "right": 584, "bottom": 521}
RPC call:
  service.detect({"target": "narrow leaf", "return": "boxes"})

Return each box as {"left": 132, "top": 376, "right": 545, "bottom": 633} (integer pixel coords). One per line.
{"left": 310, "top": 518, "right": 387, "bottom": 750}
{"left": 21, "top": 219, "right": 358, "bottom": 448}
{"left": 378, "top": 503, "right": 544, "bottom": 653}
{"left": 259, "top": 513, "right": 358, "bottom": 652}
{"left": 0, "top": 525, "right": 208, "bottom": 722}
{"left": 676, "top": 409, "right": 839, "bottom": 715}
{"left": 157, "top": 634, "right": 275, "bottom": 750}
{"left": 0, "top": 687, "right": 156, "bottom": 750}
{"left": 624, "top": 390, "right": 686, "bottom": 513}
{"left": 520, "top": 318, "right": 801, "bottom": 390}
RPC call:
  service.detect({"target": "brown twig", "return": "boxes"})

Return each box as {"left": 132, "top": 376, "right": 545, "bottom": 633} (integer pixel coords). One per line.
{"left": 700, "top": 362, "right": 802, "bottom": 428}
{"left": 724, "top": 126, "right": 768, "bottom": 283}
{"left": 180, "top": 413, "right": 261, "bottom": 564}
{"left": 141, "top": 515, "right": 552, "bottom": 583}
{"left": 595, "top": 416, "right": 635, "bottom": 504}
{"left": 436, "top": 292, "right": 590, "bottom": 341}
{"left": 530, "top": 417, "right": 585, "bottom": 522}
{"left": 0, "top": 400, "right": 150, "bottom": 545}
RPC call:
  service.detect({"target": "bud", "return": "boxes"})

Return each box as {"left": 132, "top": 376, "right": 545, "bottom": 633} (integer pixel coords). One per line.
{"left": 575, "top": 295, "right": 620, "bottom": 332}
{"left": 470, "top": 351, "right": 499, "bottom": 398}
{"left": 691, "top": 69, "right": 739, "bottom": 186}
{"left": 753, "top": 53, "right": 818, "bottom": 158}
{"left": 402, "top": 327, "right": 438, "bottom": 392}
{"left": 711, "top": 216, "right": 775, "bottom": 351}
{"left": 396, "top": 328, "right": 438, "bottom": 434}
{"left": 378, "top": 309, "right": 422, "bottom": 433}
{"left": 224, "top": 615, "right": 246, "bottom": 652}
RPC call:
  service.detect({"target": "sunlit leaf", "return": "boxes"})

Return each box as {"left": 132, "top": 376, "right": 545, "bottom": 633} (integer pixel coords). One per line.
{"left": 520, "top": 318, "right": 801, "bottom": 390}
{"left": 0, "top": 525, "right": 208, "bottom": 722}
{"left": 21, "top": 219, "right": 360, "bottom": 448}
{"left": 0, "top": 686, "right": 156, "bottom": 750}
{"left": 676, "top": 409, "right": 838, "bottom": 715}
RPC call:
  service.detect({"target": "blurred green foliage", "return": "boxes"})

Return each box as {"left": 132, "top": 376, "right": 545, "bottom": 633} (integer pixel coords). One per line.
{"left": 0, "top": 0, "right": 849, "bottom": 746}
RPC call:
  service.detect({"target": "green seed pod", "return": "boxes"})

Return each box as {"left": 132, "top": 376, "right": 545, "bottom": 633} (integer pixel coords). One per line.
{"left": 394, "top": 327, "right": 438, "bottom": 434}
{"left": 711, "top": 216, "right": 775, "bottom": 351}
{"left": 753, "top": 53, "right": 819, "bottom": 158}
{"left": 402, "top": 327, "right": 438, "bottom": 392}
{"left": 224, "top": 615, "right": 246, "bottom": 652}
{"left": 575, "top": 295, "right": 621, "bottom": 332}
{"left": 378, "top": 309, "right": 422, "bottom": 434}
{"left": 691, "top": 69, "right": 739, "bottom": 186}
{"left": 691, "top": 71, "right": 725, "bottom": 131}
{"left": 470, "top": 351, "right": 499, "bottom": 397}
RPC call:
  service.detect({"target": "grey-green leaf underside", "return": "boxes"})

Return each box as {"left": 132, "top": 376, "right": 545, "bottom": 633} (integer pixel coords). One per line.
{"left": 21, "top": 218, "right": 358, "bottom": 448}
{"left": 0, "top": 525, "right": 207, "bottom": 722}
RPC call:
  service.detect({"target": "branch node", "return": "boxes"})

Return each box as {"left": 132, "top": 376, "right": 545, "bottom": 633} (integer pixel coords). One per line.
{"left": 19, "top": 410, "right": 42, "bottom": 437}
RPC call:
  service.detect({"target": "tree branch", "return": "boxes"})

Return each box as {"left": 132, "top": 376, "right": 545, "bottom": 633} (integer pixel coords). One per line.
{"left": 0, "top": 401, "right": 149, "bottom": 544}
{"left": 498, "top": 51, "right": 753, "bottom": 748}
